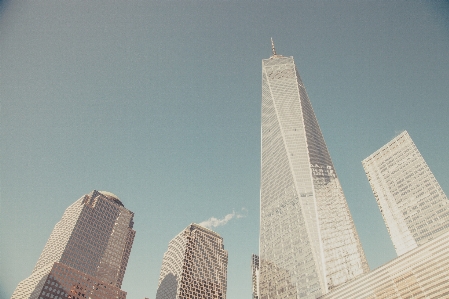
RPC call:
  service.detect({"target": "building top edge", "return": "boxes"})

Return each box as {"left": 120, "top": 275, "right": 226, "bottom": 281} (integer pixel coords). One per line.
{"left": 189, "top": 223, "right": 223, "bottom": 239}
{"left": 362, "top": 130, "right": 409, "bottom": 163}
{"left": 99, "top": 190, "right": 120, "bottom": 200}
{"left": 262, "top": 55, "right": 293, "bottom": 62}
{"left": 94, "top": 190, "right": 125, "bottom": 207}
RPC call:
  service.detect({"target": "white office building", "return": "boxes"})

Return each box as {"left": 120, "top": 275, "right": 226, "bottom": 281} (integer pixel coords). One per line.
{"left": 362, "top": 131, "right": 449, "bottom": 256}
{"left": 257, "top": 41, "right": 368, "bottom": 299}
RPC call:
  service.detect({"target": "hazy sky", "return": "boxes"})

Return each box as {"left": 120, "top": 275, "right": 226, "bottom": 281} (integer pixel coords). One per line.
{"left": 1, "top": 1, "right": 449, "bottom": 299}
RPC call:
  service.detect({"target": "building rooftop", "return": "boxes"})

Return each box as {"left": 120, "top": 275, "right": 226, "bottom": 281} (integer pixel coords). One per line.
{"left": 189, "top": 223, "right": 223, "bottom": 239}
{"left": 99, "top": 190, "right": 124, "bottom": 207}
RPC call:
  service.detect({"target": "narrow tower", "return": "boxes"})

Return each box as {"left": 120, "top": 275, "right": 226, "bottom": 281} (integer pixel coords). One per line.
{"left": 11, "top": 190, "right": 136, "bottom": 299}
{"left": 362, "top": 131, "right": 449, "bottom": 256}
{"left": 155, "top": 224, "right": 228, "bottom": 299}
{"left": 258, "top": 41, "right": 368, "bottom": 299}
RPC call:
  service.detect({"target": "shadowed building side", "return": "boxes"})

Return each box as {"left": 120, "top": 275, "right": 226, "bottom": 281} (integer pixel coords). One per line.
{"left": 156, "top": 273, "right": 179, "bottom": 299}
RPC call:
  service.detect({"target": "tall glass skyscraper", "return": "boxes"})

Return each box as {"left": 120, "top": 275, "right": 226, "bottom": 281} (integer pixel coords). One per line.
{"left": 11, "top": 190, "right": 136, "bottom": 299}
{"left": 257, "top": 41, "right": 368, "bottom": 299}
{"left": 155, "top": 223, "right": 228, "bottom": 299}
{"left": 362, "top": 131, "right": 449, "bottom": 256}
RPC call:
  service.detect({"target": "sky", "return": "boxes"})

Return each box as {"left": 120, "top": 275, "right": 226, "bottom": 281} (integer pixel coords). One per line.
{"left": 1, "top": 1, "right": 449, "bottom": 299}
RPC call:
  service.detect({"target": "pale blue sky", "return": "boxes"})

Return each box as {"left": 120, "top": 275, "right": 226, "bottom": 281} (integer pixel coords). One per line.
{"left": 1, "top": 1, "right": 449, "bottom": 299}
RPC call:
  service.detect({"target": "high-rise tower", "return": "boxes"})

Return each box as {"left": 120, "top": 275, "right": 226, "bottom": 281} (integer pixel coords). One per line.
{"left": 251, "top": 254, "right": 260, "bottom": 299}
{"left": 11, "top": 190, "right": 136, "bottom": 299}
{"left": 155, "top": 224, "right": 228, "bottom": 299}
{"left": 362, "top": 131, "right": 449, "bottom": 256}
{"left": 258, "top": 41, "right": 369, "bottom": 299}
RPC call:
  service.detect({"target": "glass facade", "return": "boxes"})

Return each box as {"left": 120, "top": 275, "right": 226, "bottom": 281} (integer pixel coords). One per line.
{"left": 259, "top": 51, "right": 368, "bottom": 299}
{"left": 155, "top": 224, "right": 228, "bottom": 299}
{"left": 11, "top": 190, "right": 135, "bottom": 299}
{"left": 362, "top": 131, "right": 449, "bottom": 256}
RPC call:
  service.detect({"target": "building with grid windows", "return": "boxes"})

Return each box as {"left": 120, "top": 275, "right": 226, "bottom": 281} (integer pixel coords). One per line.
{"left": 11, "top": 190, "right": 136, "bottom": 299}
{"left": 251, "top": 254, "right": 259, "bottom": 299}
{"left": 318, "top": 229, "right": 449, "bottom": 299}
{"left": 257, "top": 41, "right": 369, "bottom": 299}
{"left": 362, "top": 131, "right": 449, "bottom": 256}
{"left": 155, "top": 223, "right": 228, "bottom": 299}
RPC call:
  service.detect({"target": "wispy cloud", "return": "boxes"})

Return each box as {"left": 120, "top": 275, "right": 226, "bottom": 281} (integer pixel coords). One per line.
{"left": 199, "top": 208, "right": 247, "bottom": 229}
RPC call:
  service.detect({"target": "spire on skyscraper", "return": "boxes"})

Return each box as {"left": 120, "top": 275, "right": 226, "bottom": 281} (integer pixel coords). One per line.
{"left": 258, "top": 44, "right": 369, "bottom": 299}
{"left": 271, "top": 37, "right": 277, "bottom": 56}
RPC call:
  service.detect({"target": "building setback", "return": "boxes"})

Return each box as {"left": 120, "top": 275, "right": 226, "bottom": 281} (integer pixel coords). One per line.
{"left": 362, "top": 131, "right": 449, "bottom": 256}
{"left": 257, "top": 40, "right": 368, "bottom": 299}
{"left": 155, "top": 223, "right": 228, "bottom": 299}
{"left": 11, "top": 190, "right": 135, "bottom": 299}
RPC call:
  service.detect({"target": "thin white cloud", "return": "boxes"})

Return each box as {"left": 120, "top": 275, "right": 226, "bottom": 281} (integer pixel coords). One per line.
{"left": 199, "top": 208, "right": 247, "bottom": 229}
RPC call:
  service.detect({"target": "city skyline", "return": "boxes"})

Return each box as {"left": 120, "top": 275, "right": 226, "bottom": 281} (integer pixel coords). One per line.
{"left": 2, "top": 2, "right": 449, "bottom": 299}
{"left": 257, "top": 45, "right": 367, "bottom": 298}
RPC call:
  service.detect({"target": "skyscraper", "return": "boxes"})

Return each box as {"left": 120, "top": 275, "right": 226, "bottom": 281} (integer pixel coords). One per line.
{"left": 362, "top": 130, "right": 449, "bottom": 256}
{"left": 11, "top": 190, "right": 136, "bottom": 299}
{"left": 251, "top": 254, "right": 260, "bottom": 299}
{"left": 155, "top": 223, "right": 228, "bottom": 299}
{"left": 258, "top": 41, "right": 369, "bottom": 299}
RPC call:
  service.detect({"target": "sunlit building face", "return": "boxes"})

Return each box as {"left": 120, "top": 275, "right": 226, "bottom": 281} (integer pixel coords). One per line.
{"left": 11, "top": 190, "right": 135, "bottom": 299}
{"left": 257, "top": 43, "right": 368, "bottom": 299}
{"left": 363, "top": 131, "right": 449, "bottom": 256}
